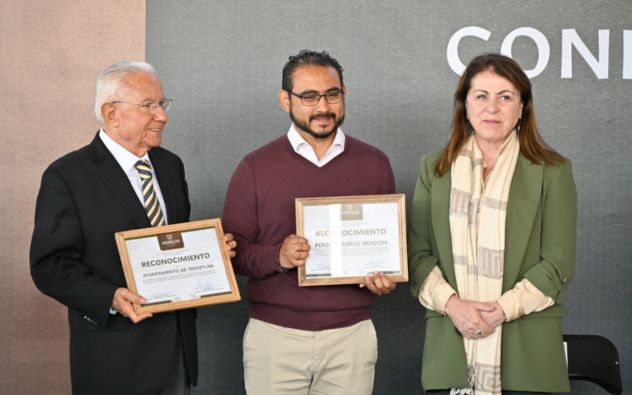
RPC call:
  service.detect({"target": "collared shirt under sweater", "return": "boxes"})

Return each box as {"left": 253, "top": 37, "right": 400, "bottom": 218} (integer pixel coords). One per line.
{"left": 223, "top": 133, "right": 395, "bottom": 331}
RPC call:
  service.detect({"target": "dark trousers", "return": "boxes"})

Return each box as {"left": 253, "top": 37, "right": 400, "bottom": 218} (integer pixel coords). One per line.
{"left": 150, "top": 327, "right": 191, "bottom": 395}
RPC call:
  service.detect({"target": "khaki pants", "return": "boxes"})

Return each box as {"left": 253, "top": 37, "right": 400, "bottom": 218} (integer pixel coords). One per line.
{"left": 243, "top": 318, "right": 378, "bottom": 395}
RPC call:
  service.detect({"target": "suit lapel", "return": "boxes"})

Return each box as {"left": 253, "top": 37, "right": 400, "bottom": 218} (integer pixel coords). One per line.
{"left": 149, "top": 149, "right": 179, "bottom": 224}
{"left": 88, "top": 133, "right": 151, "bottom": 229}
{"left": 432, "top": 169, "right": 457, "bottom": 286}
{"left": 503, "top": 154, "right": 543, "bottom": 290}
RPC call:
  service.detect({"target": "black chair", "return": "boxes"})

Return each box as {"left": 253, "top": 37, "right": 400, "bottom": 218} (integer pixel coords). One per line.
{"left": 564, "top": 334, "right": 623, "bottom": 394}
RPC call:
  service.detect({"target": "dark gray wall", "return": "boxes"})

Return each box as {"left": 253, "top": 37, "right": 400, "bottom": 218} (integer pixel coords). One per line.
{"left": 147, "top": 1, "right": 631, "bottom": 393}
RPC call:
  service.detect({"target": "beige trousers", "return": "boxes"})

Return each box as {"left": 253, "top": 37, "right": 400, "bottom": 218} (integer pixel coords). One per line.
{"left": 243, "top": 318, "right": 378, "bottom": 395}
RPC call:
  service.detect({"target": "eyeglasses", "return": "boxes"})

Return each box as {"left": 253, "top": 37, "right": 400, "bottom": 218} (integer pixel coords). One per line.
{"left": 112, "top": 98, "right": 173, "bottom": 113}
{"left": 286, "top": 89, "right": 344, "bottom": 106}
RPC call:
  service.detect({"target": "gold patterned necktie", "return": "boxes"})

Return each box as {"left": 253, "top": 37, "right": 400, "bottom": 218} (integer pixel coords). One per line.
{"left": 134, "top": 160, "right": 165, "bottom": 227}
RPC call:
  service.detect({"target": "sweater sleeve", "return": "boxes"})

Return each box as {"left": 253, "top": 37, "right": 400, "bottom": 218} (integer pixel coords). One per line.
{"left": 222, "top": 157, "right": 283, "bottom": 279}
{"left": 381, "top": 156, "right": 396, "bottom": 194}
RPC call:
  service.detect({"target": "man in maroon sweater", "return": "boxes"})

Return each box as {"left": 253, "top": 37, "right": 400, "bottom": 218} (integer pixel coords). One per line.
{"left": 223, "top": 50, "right": 396, "bottom": 395}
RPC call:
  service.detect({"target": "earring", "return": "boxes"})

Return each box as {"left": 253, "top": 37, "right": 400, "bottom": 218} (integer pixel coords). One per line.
{"left": 465, "top": 119, "right": 474, "bottom": 135}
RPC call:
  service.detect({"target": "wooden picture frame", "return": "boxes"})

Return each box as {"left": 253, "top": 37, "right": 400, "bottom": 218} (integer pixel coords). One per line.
{"left": 295, "top": 194, "right": 408, "bottom": 286}
{"left": 115, "top": 218, "right": 240, "bottom": 314}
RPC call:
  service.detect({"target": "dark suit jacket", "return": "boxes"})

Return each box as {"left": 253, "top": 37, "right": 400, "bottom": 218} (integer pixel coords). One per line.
{"left": 30, "top": 133, "right": 197, "bottom": 395}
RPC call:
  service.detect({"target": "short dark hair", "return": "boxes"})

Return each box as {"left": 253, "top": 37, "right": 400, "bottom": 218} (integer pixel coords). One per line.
{"left": 281, "top": 50, "right": 344, "bottom": 91}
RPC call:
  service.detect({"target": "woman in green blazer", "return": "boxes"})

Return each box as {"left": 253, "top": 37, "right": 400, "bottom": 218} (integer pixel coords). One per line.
{"left": 408, "top": 54, "right": 576, "bottom": 394}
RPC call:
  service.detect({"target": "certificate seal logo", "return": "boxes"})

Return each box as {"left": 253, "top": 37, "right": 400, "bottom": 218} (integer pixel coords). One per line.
{"left": 157, "top": 232, "right": 184, "bottom": 250}
{"left": 341, "top": 204, "right": 363, "bottom": 221}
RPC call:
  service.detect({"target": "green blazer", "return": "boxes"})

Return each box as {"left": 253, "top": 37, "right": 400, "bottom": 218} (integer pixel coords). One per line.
{"left": 408, "top": 151, "right": 577, "bottom": 392}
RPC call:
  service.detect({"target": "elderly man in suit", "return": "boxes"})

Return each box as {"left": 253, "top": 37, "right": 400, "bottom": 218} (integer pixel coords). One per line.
{"left": 30, "top": 61, "right": 235, "bottom": 395}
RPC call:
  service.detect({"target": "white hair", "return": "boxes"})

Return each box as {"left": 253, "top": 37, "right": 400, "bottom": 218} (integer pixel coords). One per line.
{"left": 94, "top": 61, "right": 158, "bottom": 124}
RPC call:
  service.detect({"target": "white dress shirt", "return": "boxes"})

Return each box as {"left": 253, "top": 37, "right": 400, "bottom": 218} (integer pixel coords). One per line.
{"left": 286, "top": 124, "right": 345, "bottom": 167}
{"left": 99, "top": 129, "right": 169, "bottom": 224}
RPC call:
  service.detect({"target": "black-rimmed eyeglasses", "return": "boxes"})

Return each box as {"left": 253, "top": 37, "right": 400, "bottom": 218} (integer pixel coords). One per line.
{"left": 286, "top": 90, "right": 344, "bottom": 106}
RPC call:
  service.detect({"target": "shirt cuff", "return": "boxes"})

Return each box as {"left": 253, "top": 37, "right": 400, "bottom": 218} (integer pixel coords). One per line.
{"left": 418, "top": 266, "right": 456, "bottom": 315}
{"left": 497, "top": 279, "right": 555, "bottom": 322}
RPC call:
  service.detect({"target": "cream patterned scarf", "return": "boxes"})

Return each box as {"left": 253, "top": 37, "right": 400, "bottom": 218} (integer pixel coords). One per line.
{"left": 448, "top": 131, "right": 519, "bottom": 395}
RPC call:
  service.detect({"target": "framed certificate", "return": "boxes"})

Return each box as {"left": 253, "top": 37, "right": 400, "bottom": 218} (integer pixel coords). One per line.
{"left": 295, "top": 194, "right": 408, "bottom": 286}
{"left": 115, "top": 218, "right": 240, "bottom": 314}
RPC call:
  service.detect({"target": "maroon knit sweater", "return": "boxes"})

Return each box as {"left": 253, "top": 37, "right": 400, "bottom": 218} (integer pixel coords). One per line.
{"left": 223, "top": 134, "right": 395, "bottom": 330}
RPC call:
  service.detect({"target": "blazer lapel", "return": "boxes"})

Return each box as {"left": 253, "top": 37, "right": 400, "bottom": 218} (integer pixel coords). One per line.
{"left": 432, "top": 154, "right": 543, "bottom": 292}
{"left": 88, "top": 133, "right": 151, "bottom": 229}
{"left": 432, "top": 169, "right": 457, "bottom": 287}
{"left": 503, "top": 154, "right": 543, "bottom": 290}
